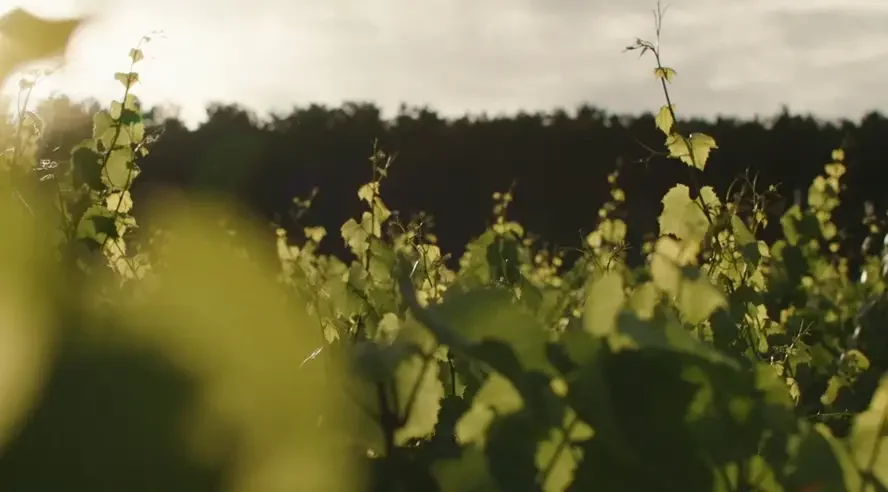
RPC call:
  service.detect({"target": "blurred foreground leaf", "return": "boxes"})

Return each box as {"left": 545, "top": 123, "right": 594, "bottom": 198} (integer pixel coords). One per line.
{"left": 0, "top": 8, "right": 87, "bottom": 86}
{"left": 118, "top": 197, "right": 364, "bottom": 492}
{"left": 0, "top": 193, "right": 56, "bottom": 452}
{"left": 0, "top": 196, "right": 365, "bottom": 492}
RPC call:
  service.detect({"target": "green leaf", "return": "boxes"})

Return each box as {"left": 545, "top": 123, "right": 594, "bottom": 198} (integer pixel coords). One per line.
{"left": 650, "top": 237, "right": 727, "bottom": 324}
{"left": 0, "top": 9, "right": 85, "bottom": 86}
{"left": 654, "top": 66, "right": 676, "bottom": 82}
{"left": 93, "top": 110, "right": 116, "bottom": 141}
{"left": 114, "top": 71, "right": 139, "bottom": 89}
{"left": 457, "top": 230, "right": 497, "bottom": 287}
{"left": 485, "top": 410, "right": 551, "bottom": 492}
{"left": 118, "top": 200, "right": 361, "bottom": 490}
{"left": 103, "top": 147, "right": 135, "bottom": 190}
{"left": 486, "top": 234, "right": 524, "bottom": 285}
{"left": 780, "top": 205, "right": 822, "bottom": 246}
{"left": 847, "top": 374, "right": 888, "bottom": 487}
{"left": 433, "top": 446, "right": 500, "bottom": 492}
{"left": 427, "top": 288, "right": 554, "bottom": 375}
{"left": 535, "top": 411, "right": 592, "bottom": 492}
{"left": 0, "top": 201, "right": 56, "bottom": 452}
{"left": 303, "top": 226, "right": 326, "bottom": 243}
{"left": 122, "top": 94, "right": 142, "bottom": 113}
{"left": 124, "top": 120, "right": 146, "bottom": 145}
{"left": 110, "top": 97, "right": 143, "bottom": 120}
{"left": 730, "top": 214, "right": 756, "bottom": 246}
{"left": 341, "top": 218, "right": 369, "bottom": 256}
{"left": 627, "top": 281, "right": 660, "bottom": 320}
{"left": 583, "top": 272, "right": 625, "bottom": 337}
{"left": 787, "top": 423, "right": 862, "bottom": 492}
{"left": 129, "top": 48, "right": 144, "bottom": 63}
{"left": 347, "top": 314, "right": 445, "bottom": 449}
{"left": 456, "top": 372, "right": 523, "bottom": 446}
{"left": 393, "top": 349, "right": 445, "bottom": 445}
{"left": 357, "top": 182, "right": 377, "bottom": 205}
{"left": 666, "top": 132, "right": 718, "bottom": 170}
{"left": 655, "top": 104, "right": 674, "bottom": 135}
{"left": 367, "top": 240, "right": 398, "bottom": 286}
{"left": 105, "top": 191, "right": 133, "bottom": 214}
{"left": 563, "top": 343, "right": 637, "bottom": 466}
{"left": 614, "top": 310, "right": 739, "bottom": 371}
{"left": 76, "top": 206, "right": 119, "bottom": 249}
{"left": 571, "top": 349, "right": 718, "bottom": 491}
{"left": 658, "top": 184, "right": 720, "bottom": 243}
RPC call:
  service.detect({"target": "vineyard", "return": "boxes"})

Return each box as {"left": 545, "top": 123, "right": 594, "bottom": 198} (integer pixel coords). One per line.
{"left": 0, "top": 5, "right": 886, "bottom": 492}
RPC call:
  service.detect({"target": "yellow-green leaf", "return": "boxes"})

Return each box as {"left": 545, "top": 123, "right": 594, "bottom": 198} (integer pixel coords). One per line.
{"left": 665, "top": 132, "right": 718, "bottom": 170}
{"left": 105, "top": 191, "right": 133, "bottom": 214}
{"left": 129, "top": 48, "right": 144, "bottom": 63}
{"left": 0, "top": 9, "right": 85, "bottom": 87}
{"left": 847, "top": 374, "right": 888, "bottom": 486}
{"left": 583, "top": 273, "right": 625, "bottom": 337}
{"left": 650, "top": 237, "right": 726, "bottom": 324}
{"left": 658, "top": 184, "right": 720, "bottom": 244}
{"left": 114, "top": 72, "right": 139, "bottom": 89}
{"left": 655, "top": 104, "right": 675, "bottom": 136}
{"left": 654, "top": 67, "right": 677, "bottom": 82}
{"left": 103, "top": 147, "right": 135, "bottom": 190}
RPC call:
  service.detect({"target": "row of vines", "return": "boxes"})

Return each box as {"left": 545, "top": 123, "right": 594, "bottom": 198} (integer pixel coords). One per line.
{"left": 0, "top": 5, "right": 885, "bottom": 492}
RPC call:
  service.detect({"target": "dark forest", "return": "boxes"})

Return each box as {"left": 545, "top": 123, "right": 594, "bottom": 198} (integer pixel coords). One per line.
{"left": 22, "top": 95, "right": 888, "bottom": 266}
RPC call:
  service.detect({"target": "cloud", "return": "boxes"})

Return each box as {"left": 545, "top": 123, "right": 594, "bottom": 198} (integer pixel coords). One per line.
{"left": 5, "top": 0, "right": 887, "bottom": 127}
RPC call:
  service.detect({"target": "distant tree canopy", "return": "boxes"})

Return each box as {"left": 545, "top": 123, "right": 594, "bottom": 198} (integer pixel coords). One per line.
{"left": 18, "top": 95, "right": 888, "bottom": 266}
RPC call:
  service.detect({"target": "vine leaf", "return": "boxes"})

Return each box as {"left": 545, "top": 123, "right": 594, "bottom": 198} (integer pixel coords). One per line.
{"left": 426, "top": 287, "right": 554, "bottom": 376}
{"left": 583, "top": 272, "right": 625, "bottom": 337}
{"left": 787, "top": 422, "right": 862, "bottom": 492}
{"left": 341, "top": 217, "right": 370, "bottom": 256}
{"left": 654, "top": 66, "right": 677, "bottom": 82}
{"left": 847, "top": 374, "right": 888, "bottom": 488}
{"left": 650, "top": 237, "right": 726, "bottom": 324}
{"left": 433, "top": 445, "right": 500, "bottom": 492}
{"left": 103, "top": 147, "right": 135, "bottom": 190}
{"left": 455, "top": 372, "right": 523, "bottom": 446}
{"left": 0, "top": 203, "right": 56, "bottom": 452}
{"left": 535, "top": 411, "right": 591, "bottom": 492}
{"left": 114, "top": 72, "right": 139, "bottom": 90}
{"left": 115, "top": 198, "right": 361, "bottom": 490}
{"left": 655, "top": 104, "right": 674, "bottom": 136}
{"left": 665, "top": 132, "right": 718, "bottom": 170}
{"left": 659, "top": 184, "right": 720, "bottom": 244}
{"left": 0, "top": 9, "right": 86, "bottom": 86}
{"left": 384, "top": 314, "right": 446, "bottom": 446}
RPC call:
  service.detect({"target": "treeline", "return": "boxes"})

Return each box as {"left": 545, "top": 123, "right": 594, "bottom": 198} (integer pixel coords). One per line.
{"left": 22, "top": 95, "right": 888, "bottom": 265}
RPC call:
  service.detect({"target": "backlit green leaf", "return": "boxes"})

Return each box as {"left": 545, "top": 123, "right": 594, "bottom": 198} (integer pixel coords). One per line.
{"left": 583, "top": 272, "right": 625, "bottom": 337}
{"left": 659, "top": 184, "right": 720, "bottom": 243}
{"left": 666, "top": 132, "right": 718, "bottom": 170}
{"left": 654, "top": 66, "right": 677, "bottom": 82}
{"left": 655, "top": 104, "right": 675, "bottom": 135}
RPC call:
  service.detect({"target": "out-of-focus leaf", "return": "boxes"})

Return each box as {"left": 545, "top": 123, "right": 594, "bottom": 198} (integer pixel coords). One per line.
{"left": 108, "top": 197, "right": 364, "bottom": 492}
{"left": 0, "top": 9, "right": 87, "bottom": 86}
{"left": 0, "top": 196, "right": 56, "bottom": 451}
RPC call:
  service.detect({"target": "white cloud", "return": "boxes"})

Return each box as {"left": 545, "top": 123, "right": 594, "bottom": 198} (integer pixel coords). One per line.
{"left": 3, "top": 0, "right": 886, "bottom": 127}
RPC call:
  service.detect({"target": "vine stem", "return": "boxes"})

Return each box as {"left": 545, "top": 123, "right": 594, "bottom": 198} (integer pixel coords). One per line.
{"left": 98, "top": 37, "right": 153, "bottom": 279}
{"left": 648, "top": 1, "right": 715, "bottom": 228}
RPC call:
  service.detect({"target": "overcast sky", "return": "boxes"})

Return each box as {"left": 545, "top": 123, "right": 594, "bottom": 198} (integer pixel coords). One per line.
{"left": 5, "top": 0, "right": 888, "bottom": 127}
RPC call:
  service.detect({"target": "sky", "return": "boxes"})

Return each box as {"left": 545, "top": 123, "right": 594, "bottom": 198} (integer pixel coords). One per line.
{"left": 2, "top": 0, "right": 887, "bottom": 128}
